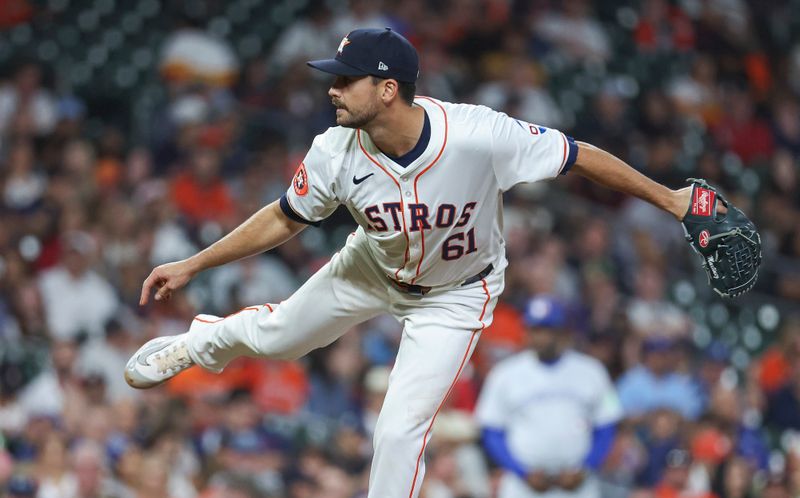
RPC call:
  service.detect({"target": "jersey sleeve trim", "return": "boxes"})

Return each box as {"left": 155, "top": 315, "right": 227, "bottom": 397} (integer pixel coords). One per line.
{"left": 279, "top": 194, "right": 321, "bottom": 227}
{"left": 559, "top": 134, "right": 579, "bottom": 175}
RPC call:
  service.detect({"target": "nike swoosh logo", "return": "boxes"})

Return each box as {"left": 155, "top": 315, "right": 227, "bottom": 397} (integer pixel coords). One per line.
{"left": 136, "top": 338, "right": 171, "bottom": 367}
{"left": 353, "top": 173, "right": 374, "bottom": 185}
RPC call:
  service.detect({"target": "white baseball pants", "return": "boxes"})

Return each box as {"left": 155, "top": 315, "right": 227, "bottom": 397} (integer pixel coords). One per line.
{"left": 184, "top": 230, "right": 503, "bottom": 498}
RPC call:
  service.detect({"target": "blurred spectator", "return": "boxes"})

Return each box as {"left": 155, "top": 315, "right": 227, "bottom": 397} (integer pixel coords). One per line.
{"left": 14, "top": 339, "right": 80, "bottom": 420}
{"left": 706, "top": 385, "right": 769, "bottom": 472}
{"left": 0, "top": 376, "right": 27, "bottom": 434}
{"left": 771, "top": 97, "right": 800, "bottom": 157}
{"left": 766, "top": 363, "right": 800, "bottom": 432}
{"left": 34, "top": 434, "right": 73, "bottom": 498}
{"left": 202, "top": 473, "right": 263, "bottom": 498}
{"left": 471, "top": 302, "right": 526, "bottom": 379}
{"left": 4, "top": 280, "right": 41, "bottom": 344}
{"left": 77, "top": 317, "right": 139, "bottom": 402}
{"left": 59, "top": 139, "right": 98, "bottom": 203}
{"left": 518, "top": 239, "right": 580, "bottom": 301}
{"left": 694, "top": 341, "right": 732, "bottom": 409}
{"left": 602, "top": 423, "right": 649, "bottom": 494}
{"left": 472, "top": 58, "right": 565, "bottom": 128}
{"left": 209, "top": 256, "right": 297, "bottom": 314}
{"left": 711, "top": 456, "right": 757, "bottom": 498}
{"left": 2, "top": 136, "right": 47, "bottom": 211}
{"left": 133, "top": 452, "right": 177, "bottom": 498}
{"left": 327, "top": 420, "right": 371, "bottom": 477}
{"left": 761, "top": 477, "right": 791, "bottom": 498}
{"left": 573, "top": 218, "right": 616, "bottom": 281}
{"left": 424, "top": 410, "right": 490, "bottom": 498}
{"left": 756, "top": 316, "right": 800, "bottom": 394}
{"left": 636, "top": 410, "right": 684, "bottom": 488}
{"left": 0, "top": 62, "right": 56, "bottom": 141}
{"left": 71, "top": 441, "right": 122, "bottom": 498}
{"left": 331, "top": 0, "right": 393, "bottom": 37}
{"left": 147, "top": 192, "right": 199, "bottom": 266}
{"left": 667, "top": 55, "right": 723, "bottom": 126}
{"left": 636, "top": 89, "right": 679, "bottom": 144}
{"left": 712, "top": 87, "right": 774, "bottom": 165}
{"left": 531, "top": 0, "right": 611, "bottom": 64}
{"left": 268, "top": 3, "right": 341, "bottom": 74}
{"left": 160, "top": 22, "right": 239, "bottom": 89}
{"left": 476, "top": 296, "right": 622, "bottom": 497}
{"left": 97, "top": 199, "right": 143, "bottom": 284}
{"left": 414, "top": 44, "right": 457, "bottom": 103}
{"left": 690, "top": 423, "right": 732, "bottom": 471}
{"left": 573, "top": 82, "right": 634, "bottom": 159}
{"left": 625, "top": 265, "right": 691, "bottom": 340}
{"left": 305, "top": 333, "right": 363, "bottom": 426}
{"left": 581, "top": 273, "right": 625, "bottom": 350}
{"left": 93, "top": 127, "right": 126, "bottom": 194}
{"left": 617, "top": 338, "right": 703, "bottom": 420}
{"left": 617, "top": 206, "right": 684, "bottom": 288}
{"left": 212, "top": 390, "right": 287, "bottom": 492}
{"left": 6, "top": 474, "right": 38, "bottom": 498}
{"left": 633, "top": 0, "right": 695, "bottom": 53}
{"left": 170, "top": 148, "right": 236, "bottom": 226}
{"left": 37, "top": 231, "right": 118, "bottom": 341}
{"left": 652, "top": 448, "right": 715, "bottom": 498}
{"left": 361, "top": 365, "right": 390, "bottom": 439}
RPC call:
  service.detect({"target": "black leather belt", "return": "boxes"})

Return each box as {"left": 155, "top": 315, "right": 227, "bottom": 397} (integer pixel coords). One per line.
{"left": 390, "top": 263, "right": 493, "bottom": 296}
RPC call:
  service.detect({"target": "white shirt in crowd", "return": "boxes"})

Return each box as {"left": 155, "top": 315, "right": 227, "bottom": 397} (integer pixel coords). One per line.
{"left": 476, "top": 350, "right": 623, "bottom": 472}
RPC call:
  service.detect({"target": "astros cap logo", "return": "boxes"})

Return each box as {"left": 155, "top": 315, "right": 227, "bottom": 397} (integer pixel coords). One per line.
{"left": 337, "top": 36, "right": 351, "bottom": 54}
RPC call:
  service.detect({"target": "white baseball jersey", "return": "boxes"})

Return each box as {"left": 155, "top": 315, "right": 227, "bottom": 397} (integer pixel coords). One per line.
{"left": 283, "top": 96, "right": 577, "bottom": 286}
{"left": 476, "top": 350, "right": 623, "bottom": 472}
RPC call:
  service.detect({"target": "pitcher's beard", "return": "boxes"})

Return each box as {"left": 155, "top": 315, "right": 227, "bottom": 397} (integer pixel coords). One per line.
{"left": 335, "top": 102, "right": 379, "bottom": 129}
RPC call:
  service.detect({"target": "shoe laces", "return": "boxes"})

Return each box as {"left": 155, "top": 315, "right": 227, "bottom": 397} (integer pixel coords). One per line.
{"left": 153, "top": 341, "right": 193, "bottom": 375}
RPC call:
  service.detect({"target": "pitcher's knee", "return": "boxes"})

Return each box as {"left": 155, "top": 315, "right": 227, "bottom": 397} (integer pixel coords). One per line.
{"left": 373, "top": 423, "right": 421, "bottom": 454}
{"left": 254, "top": 333, "right": 324, "bottom": 361}
{"left": 265, "top": 347, "right": 305, "bottom": 361}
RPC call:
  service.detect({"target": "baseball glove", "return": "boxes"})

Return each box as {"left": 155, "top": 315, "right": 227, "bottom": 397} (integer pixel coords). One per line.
{"left": 681, "top": 178, "right": 762, "bottom": 298}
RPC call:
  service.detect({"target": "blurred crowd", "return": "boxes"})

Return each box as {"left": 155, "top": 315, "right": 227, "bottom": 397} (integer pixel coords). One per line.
{"left": 0, "top": 0, "right": 799, "bottom": 497}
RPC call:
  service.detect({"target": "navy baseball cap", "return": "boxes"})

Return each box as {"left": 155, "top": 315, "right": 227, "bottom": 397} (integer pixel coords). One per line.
{"left": 307, "top": 28, "right": 419, "bottom": 83}
{"left": 523, "top": 296, "right": 568, "bottom": 329}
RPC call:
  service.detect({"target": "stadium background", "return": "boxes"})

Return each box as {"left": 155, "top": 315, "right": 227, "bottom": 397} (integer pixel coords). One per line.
{"left": 0, "top": 0, "right": 799, "bottom": 496}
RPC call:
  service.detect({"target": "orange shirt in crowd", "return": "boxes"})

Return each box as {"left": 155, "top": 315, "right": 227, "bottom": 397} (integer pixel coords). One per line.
{"left": 166, "top": 357, "right": 255, "bottom": 399}
{"left": 471, "top": 301, "right": 526, "bottom": 378}
{"left": 167, "top": 357, "right": 308, "bottom": 415}
{"left": 756, "top": 347, "right": 792, "bottom": 393}
{"left": 171, "top": 171, "right": 235, "bottom": 223}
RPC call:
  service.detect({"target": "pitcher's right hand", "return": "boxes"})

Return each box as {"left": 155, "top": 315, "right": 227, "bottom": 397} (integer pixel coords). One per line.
{"left": 140, "top": 260, "right": 197, "bottom": 305}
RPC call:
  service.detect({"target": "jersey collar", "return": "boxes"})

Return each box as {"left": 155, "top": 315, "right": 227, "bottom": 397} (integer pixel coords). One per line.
{"left": 357, "top": 96, "right": 447, "bottom": 177}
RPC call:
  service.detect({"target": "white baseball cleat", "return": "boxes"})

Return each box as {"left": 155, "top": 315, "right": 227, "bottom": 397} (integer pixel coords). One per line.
{"left": 124, "top": 334, "right": 195, "bottom": 389}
